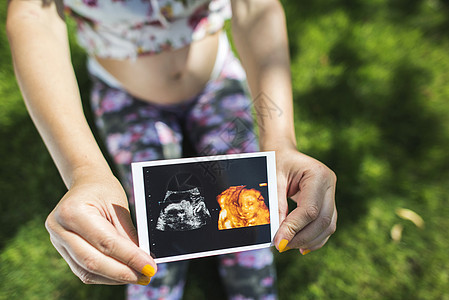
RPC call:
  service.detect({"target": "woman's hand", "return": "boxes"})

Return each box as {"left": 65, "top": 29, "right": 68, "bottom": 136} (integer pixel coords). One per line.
{"left": 273, "top": 146, "right": 337, "bottom": 255}
{"left": 229, "top": 0, "right": 336, "bottom": 254}
{"left": 7, "top": 0, "right": 157, "bottom": 285}
{"left": 45, "top": 173, "right": 157, "bottom": 285}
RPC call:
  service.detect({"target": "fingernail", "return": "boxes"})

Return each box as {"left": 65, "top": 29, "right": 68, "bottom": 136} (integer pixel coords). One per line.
{"left": 301, "top": 249, "right": 311, "bottom": 255}
{"left": 141, "top": 265, "right": 156, "bottom": 277}
{"left": 278, "top": 239, "right": 290, "bottom": 253}
{"left": 137, "top": 276, "right": 151, "bottom": 286}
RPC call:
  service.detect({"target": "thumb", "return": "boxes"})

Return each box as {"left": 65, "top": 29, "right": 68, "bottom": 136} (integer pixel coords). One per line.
{"left": 276, "top": 174, "right": 289, "bottom": 231}
{"left": 274, "top": 174, "right": 293, "bottom": 252}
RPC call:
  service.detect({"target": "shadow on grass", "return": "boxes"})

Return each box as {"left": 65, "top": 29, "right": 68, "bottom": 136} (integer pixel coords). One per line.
{"left": 293, "top": 32, "right": 447, "bottom": 228}
{"left": 282, "top": 0, "right": 449, "bottom": 58}
{"left": 275, "top": 12, "right": 449, "bottom": 297}
{"left": 282, "top": 0, "right": 429, "bottom": 22}
{"left": 0, "top": 113, "right": 64, "bottom": 250}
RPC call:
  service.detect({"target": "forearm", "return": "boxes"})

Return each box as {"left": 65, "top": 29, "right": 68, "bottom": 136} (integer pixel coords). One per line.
{"left": 7, "top": 0, "right": 112, "bottom": 188}
{"left": 231, "top": 0, "right": 296, "bottom": 151}
{"left": 232, "top": 1, "right": 337, "bottom": 255}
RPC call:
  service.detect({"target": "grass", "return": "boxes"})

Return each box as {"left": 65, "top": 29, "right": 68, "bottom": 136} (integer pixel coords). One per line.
{"left": 1, "top": 0, "right": 449, "bottom": 299}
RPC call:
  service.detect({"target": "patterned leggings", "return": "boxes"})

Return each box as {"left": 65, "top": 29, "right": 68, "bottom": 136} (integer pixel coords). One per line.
{"left": 89, "top": 48, "right": 277, "bottom": 300}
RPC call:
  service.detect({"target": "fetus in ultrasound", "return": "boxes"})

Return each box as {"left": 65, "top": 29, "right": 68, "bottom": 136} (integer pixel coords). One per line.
{"left": 156, "top": 173, "right": 211, "bottom": 231}
{"left": 217, "top": 186, "right": 270, "bottom": 230}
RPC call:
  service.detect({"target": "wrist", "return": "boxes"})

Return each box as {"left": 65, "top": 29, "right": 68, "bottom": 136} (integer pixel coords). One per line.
{"left": 259, "top": 136, "right": 297, "bottom": 152}
{"left": 70, "top": 161, "right": 116, "bottom": 188}
{"left": 70, "top": 165, "right": 128, "bottom": 205}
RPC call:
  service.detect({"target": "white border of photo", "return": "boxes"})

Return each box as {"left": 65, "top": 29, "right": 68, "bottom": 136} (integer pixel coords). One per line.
{"left": 131, "top": 151, "right": 279, "bottom": 263}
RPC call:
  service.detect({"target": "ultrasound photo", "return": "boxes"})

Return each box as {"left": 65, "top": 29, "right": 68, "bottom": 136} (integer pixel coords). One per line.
{"left": 132, "top": 152, "right": 279, "bottom": 263}
{"left": 156, "top": 173, "right": 211, "bottom": 231}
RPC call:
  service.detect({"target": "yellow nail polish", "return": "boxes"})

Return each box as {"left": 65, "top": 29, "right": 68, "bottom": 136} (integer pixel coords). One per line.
{"left": 282, "top": 246, "right": 291, "bottom": 253}
{"left": 141, "top": 265, "right": 156, "bottom": 277}
{"left": 278, "top": 239, "right": 290, "bottom": 253}
{"left": 301, "top": 249, "right": 311, "bottom": 255}
{"left": 137, "top": 276, "right": 151, "bottom": 286}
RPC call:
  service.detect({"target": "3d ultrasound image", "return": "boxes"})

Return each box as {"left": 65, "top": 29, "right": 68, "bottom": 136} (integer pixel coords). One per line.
{"left": 156, "top": 173, "right": 211, "bottom": 231}
{"left": 134, "top": 153, "right": 278, "bottom": 262}
{"left": 217, "top": 186, "right": 270, "bottom": 230}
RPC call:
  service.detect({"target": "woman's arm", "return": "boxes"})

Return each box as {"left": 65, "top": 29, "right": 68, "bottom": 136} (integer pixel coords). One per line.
{"left": 7, "top": 0, "right": 107, "bottom": 185}
{"left": 231, "top": 0, "right": 337, "bottom": 254}
{"left": 7, "top": 0, "right": 156, "bottom": 284}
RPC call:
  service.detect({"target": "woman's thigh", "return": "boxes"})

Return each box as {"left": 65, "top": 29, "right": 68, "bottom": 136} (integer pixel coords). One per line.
{"left": 185, "top": 78, "right": 258, "bottom": 156}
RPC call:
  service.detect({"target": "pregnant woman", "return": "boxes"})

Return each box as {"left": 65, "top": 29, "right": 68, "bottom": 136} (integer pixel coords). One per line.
{"left": 6, "top": 0, "right": 337, "bottom": 299}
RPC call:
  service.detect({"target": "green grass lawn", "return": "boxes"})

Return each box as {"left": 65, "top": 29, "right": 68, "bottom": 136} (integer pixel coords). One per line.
{"left": 1, "top": 0, "right": 449, "bottom": 299}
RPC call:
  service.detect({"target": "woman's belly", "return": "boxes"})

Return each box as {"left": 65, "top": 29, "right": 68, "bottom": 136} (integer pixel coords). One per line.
{"left": 95, "top": 31, "right": 220, "bottom": 105}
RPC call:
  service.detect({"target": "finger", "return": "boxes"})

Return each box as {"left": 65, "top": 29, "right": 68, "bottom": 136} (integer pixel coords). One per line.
{"left": 288, "top": 187, "right": 336, "bottom": 249}
{"left": 55, "top": 229, "right": 152, "bottom": 284}
{"left": 56, "top": 204, "right": 157, "bottom": 278}
{"left": 301, "top": 236, "right": 330, "bottom": 255}
{"left": 296, "top": 203, "right": 337, "bottom": 253}
{"left": 274, "top": 178, "right": 330, "bottom": 251}
{"left": 51, "top": 237, "right": 126, "bottom": 285}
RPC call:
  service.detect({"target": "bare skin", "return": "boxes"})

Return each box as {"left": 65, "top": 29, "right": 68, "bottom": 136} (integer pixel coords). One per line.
{"left": 95, "top": 32, "right": 220, "bottom": 104}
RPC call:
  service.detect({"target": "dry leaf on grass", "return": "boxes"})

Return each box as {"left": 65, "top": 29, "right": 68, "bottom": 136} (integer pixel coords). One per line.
{"left": 395, "top": 208, "right": 425, "bottom": 228}
{"left": 390, "top": 224, "right": 403, "bottom": 242}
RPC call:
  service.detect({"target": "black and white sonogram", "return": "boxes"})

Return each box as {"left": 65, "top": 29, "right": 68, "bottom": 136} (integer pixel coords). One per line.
{"left": 132, "top": 152, "right": 279, "bottom": 263}
{"left": 156, "top": 173, "right": 211, "bottom": 231}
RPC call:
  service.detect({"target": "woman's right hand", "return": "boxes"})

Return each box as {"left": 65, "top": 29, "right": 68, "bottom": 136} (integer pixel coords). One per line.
{"left": 7, "top": 0, "right": 156, "bottom": 286}
{"left": 45, "top": 173, "right": 157, "bottom": 285}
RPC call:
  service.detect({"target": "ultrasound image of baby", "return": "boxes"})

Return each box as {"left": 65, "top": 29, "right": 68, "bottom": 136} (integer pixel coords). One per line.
{"left": 156, "top": 173, "right": 211, "bottom": 231}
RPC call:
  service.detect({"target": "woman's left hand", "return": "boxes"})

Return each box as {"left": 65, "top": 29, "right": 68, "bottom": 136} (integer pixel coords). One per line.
{"left": 273, "top": 146, "right": 337, "bottom": 255}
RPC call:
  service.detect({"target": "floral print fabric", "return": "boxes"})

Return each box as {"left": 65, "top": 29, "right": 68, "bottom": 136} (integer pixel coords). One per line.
{"left": 89, "top": 46, "right": 277, "bottom": 299}
{"left": 126, "top": 249, "right": 277, "bottom": 300}
{"left": 64, "top": 0, "right": 231, "bottom": 58}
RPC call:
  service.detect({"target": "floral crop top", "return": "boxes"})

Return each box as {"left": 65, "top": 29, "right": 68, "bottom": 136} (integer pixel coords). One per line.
{"left": 64, "top": 0, "right": 231, "bottom": 59}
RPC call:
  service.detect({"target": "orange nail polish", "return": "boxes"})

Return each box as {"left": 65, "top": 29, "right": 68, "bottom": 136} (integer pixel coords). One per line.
{"left": 278, "top": 239, "right": 290, "bottom": 253}
{"left": 141, "top": 265, "right": 156, "bottom": 277}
